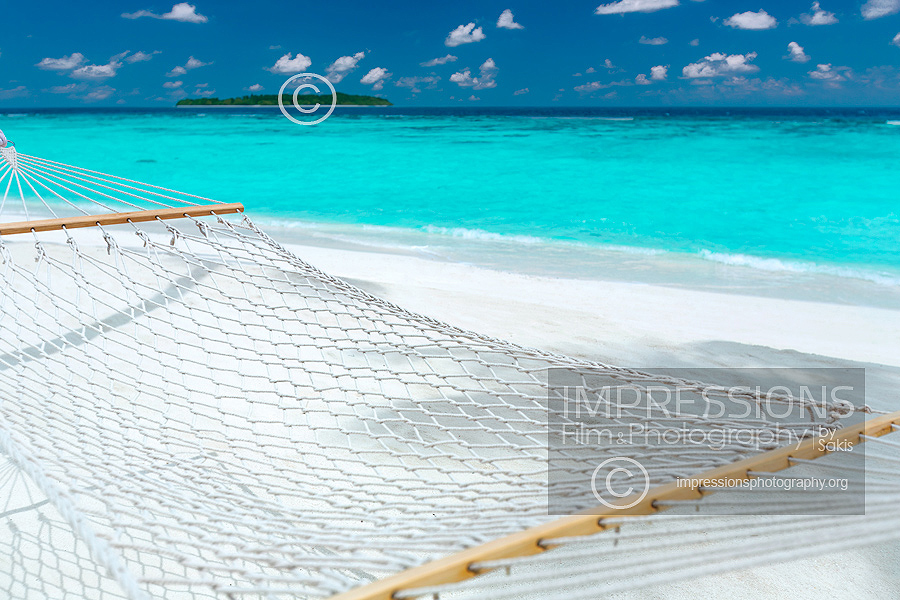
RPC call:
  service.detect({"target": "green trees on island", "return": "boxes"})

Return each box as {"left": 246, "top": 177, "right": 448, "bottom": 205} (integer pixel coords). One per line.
{"left": 176, "top": 93, "right": 392, "bottom": 106}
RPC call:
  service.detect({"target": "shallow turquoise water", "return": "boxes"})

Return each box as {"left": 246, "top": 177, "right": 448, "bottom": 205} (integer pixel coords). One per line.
{"left": 2, "top": 109, "right": 899, "bottom": 285}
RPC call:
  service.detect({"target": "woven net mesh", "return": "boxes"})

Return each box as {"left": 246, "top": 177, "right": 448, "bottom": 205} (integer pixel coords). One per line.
{"left": 0, "top": 146, "right": 897, "bottom": 600}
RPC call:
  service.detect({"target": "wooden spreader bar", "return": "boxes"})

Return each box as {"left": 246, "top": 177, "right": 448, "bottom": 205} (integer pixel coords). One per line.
{"left": 0, "top": 203, "right": 244, "bottom": 236}
{"left": 329, "top": 410, "right": 900, "bottom": 600}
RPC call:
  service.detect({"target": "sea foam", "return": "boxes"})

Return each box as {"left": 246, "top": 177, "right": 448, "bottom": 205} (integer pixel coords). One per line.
{"left": 698, "top": 250, "right": 900, "bottom": 287}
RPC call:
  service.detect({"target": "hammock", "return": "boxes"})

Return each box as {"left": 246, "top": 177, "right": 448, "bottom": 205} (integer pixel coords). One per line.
{"left": 0, "top": 132, "right": 898, "bottom": 600}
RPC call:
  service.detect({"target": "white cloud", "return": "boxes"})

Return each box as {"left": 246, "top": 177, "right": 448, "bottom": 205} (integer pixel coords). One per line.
{"left": 445, "top": 23, "right": 486, "bottom": 47}
{"left": 82, "top": 86, "right": 116, "bottom": 102}
{"left": 165, "top": 56, "right": 208, "bottom": 77}
{"left": 36, "top": 53, "right": 86, "bottom": 71}
{"left": 724, "top": 10, "right": 777, "bottom": 30}
{"left": 326, "top": 51, "right": 365, "bottom": 83}
{"left": 468, "top": 95, "right": 480, "bottom": 101}
{"left": 586, "top": 67, "right": 597, "bottom": 73}
{"left": 683, "top": 52, "right": 760, "bottom": 78}
{"left": 574, "top": 81, "right": 606, "bottom": 92}
{"left": 267, "top": 52, "right": 311, "bottom": 74}
{"left": 786, "top": 42, "right": 810, "bottom": 63}
{"left": 690, "top": 38, "right": 700, "bottom": 46}
{"left": 395, "top": 76, "right": 440, "bottom": 93}
{"left": 701, "top": 76, "right": 804, "bottom": 97}
{"left": 0, "top": 86, "right": 28, "bottom": 100}
{"left": 72, "top": 64, "right": 119, "bottom": 80}
{"left": 808, "top": 63, "right": 846, "bottom": 81}
{"left": 800, "top": 2, "right": 838, "bottom": 25}
{"left": 759, "top": 77, "right": 804, "bottom": 95}
{"left": 48, "top": 83, "right": 84, "bottom": 94}
{"left": 636, "top": 65, "right": 668, "bottom": 84}
{"left": 361, "top": 67, "right": 391, "bottom": 90}
{"left": 639, "top": 35, "right": 668, "bottom": 45}
{"left": 163, "top": 80, "right": 183, "bottom": 88}
{"left": 893, "top": 32, "right": 900, "bottom": 46}
{"left": 604, "top": 59, "right": 615, "bottom": 69}
{"left": 185, "top": 56, "right": 209, "bottom": 69}
{"left": 497, "top": 9, "right": 524, "bottom": 29}
{"left": 161, "top": 3, "right": 207, "bottom": 22}
{"left": 247, "top": 84, "right": 264, "bottom": 92}
{"left": 862, "top": 0, "right": 900, "bottom": 19}
{"left": 125, "top": 51, "right": 160, "bottom": 63}
{"left": 574, "top": 79, "right": 630, "bottom": 93}
{"left": 514, "top": 87, "right": 529, "bottom": 95}
{"left": 421, "top": 55, "right": 457, "bottom": 67}
{"left": 595, "top": 0, "right": 679, "bottom": 15}
{"left": 450, "top": 58, "right": 498, "bottom": 90}
{"left": 53, "top": 84, "right": 117, "bottom": 102}
{"left": 122, "top": 2, "right": 208, "bottom": 23}
{"left": 71, "top": 53, "right": 126, "bottom": 80}
{"left": 122, "top": 9, "right": 157, "bottom": 18}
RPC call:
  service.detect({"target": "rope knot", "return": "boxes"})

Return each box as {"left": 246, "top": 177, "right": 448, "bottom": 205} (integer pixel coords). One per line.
{"left": 164, "top": 224, "right": 181, "bottom": 246}
{"left": 102, "top": 231, "right": 118, "bottom": 255}
{"left": 33, "top": 242, "right": 46, "bottom": 265}
{"left": 134, "top": 229, "right": 151, "bottom": 248}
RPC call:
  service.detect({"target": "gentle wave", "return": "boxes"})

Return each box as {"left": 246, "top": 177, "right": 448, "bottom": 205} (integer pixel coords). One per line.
{"left": 420, "top": 225, "right": 664, "bottom": 254}
{"left": 698, "top": 250, "right": 900, "bottom": 287}
{"left": 887, "top": 120, "right": 900, "bottom": 126}
{"left": 423, "top": 227, "right": 900, "bottom": 281}
{"left": 260, "top": 217, "right": 899, "bottom": 286}
{"left": 422, "top": 225, "right": 547, "bottom": 245}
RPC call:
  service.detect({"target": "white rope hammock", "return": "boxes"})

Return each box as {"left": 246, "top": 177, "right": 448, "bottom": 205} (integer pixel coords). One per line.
{"left": 0, "top": 129, "right": 897, "bottom": 600}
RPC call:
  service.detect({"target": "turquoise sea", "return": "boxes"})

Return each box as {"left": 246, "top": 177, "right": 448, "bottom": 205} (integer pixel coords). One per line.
{"left": 2, "top": 107, "right": 899, "bottom": 305}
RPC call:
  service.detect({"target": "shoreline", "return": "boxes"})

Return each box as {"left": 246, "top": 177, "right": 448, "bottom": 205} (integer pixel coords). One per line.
{"left": 256, "top": 217, "right": 900, "bottom": 310}
{"left": 3, "top": 205, "right": 899, "bottom": 309}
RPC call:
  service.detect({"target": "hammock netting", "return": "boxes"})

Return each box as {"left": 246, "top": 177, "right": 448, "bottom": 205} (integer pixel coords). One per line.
{"left": 0, "top": 142, "right": 898, "bottom": 600}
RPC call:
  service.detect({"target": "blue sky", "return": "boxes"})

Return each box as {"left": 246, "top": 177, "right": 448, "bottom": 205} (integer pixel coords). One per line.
{"left": 3, "top": 0, "right": 900, "bottom": 106}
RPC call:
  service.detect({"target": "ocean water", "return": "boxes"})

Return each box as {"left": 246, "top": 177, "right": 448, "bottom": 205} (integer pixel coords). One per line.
{"left": 2, "top": 107, "right": 899, "bottom": 303}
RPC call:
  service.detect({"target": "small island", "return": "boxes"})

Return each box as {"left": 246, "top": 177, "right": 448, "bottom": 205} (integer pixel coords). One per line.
{"left": 176, "top": 93, "right": 392, "bottom": 107}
